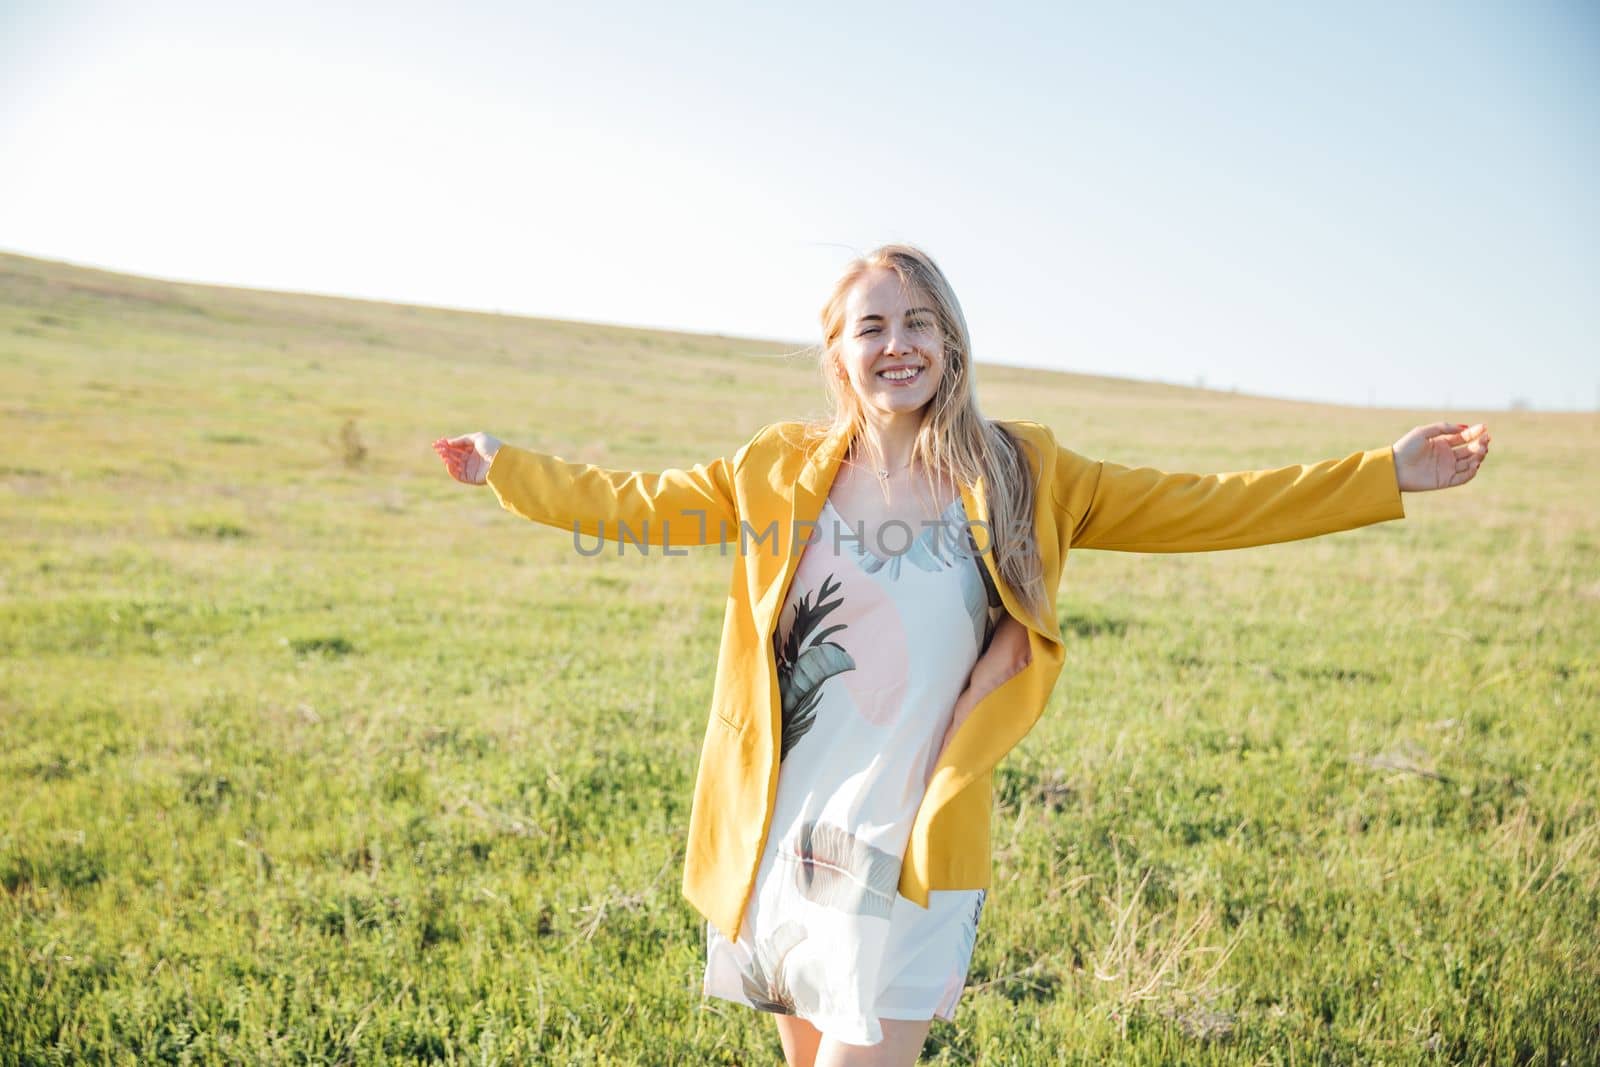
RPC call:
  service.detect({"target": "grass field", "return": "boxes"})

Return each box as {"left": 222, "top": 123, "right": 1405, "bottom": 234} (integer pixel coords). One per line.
{"left": 2, "top": 250, "right": 1596, "bottom": 1065}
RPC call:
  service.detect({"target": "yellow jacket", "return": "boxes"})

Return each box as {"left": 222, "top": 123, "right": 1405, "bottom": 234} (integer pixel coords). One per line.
{"left": 484, "top": 419, "right": 1405, "bottom": 941}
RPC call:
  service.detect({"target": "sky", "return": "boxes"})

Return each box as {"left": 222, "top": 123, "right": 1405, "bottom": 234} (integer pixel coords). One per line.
{"left": 3, "top": 0, "right": 1596, "bottom": 411}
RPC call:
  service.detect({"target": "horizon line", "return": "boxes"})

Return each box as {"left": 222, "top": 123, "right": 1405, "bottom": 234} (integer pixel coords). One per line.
{"left": 3, "top": 244, "right": 1588, "bottom": 416}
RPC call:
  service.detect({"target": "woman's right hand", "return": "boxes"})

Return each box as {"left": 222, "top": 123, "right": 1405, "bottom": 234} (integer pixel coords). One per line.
{"left": 432, "top": 432, "right": 503, "bottom": 485}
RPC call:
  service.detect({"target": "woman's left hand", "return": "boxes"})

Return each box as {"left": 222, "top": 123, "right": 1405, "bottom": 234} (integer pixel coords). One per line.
{"left": 937, "top": 615, "right": 1032, "bottom": 759}
{"left": 1391, "top": 421, "right": 1491, "bottom": 492}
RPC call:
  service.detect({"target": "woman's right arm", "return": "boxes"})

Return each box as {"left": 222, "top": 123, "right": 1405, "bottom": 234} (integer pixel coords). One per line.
{"left": 433, "top": 428, "right": 762, "bottom": 547}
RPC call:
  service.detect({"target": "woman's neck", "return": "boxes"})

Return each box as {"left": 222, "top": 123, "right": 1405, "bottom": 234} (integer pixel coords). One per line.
{"left": 853, "top": 410, "right": 924, "bottom": 474}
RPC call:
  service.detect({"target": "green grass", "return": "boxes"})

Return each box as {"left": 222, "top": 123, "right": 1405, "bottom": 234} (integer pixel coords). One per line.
{"left": 2, "top": 251, "right": 1597, "bottom": 1064}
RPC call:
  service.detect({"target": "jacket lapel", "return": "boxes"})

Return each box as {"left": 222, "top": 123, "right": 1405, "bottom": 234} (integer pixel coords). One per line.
{"left": 755, "top": 422, "right": 851, "bottom": 627}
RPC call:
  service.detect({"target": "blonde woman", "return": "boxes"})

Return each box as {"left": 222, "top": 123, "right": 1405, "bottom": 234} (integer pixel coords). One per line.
{"left": 434, "top": 244, "right": 1490, "bottom": 1067}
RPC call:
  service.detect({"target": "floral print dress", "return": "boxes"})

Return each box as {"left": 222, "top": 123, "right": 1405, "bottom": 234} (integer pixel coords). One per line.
{"left": 701, "top": 493, "right": 1003, "bottom": 1047}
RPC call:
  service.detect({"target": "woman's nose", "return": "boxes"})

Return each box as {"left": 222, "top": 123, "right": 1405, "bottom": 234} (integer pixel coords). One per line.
{"left": 884, "top": 327, "right": 915, "bottom": 355}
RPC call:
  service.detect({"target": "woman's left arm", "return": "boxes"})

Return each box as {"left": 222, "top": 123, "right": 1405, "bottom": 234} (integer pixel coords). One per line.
{"left": 1057, "top": 421, "right": 1491, "bottom": 553}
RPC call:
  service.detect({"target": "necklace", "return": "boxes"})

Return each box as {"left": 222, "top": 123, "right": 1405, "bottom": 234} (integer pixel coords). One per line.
{"left": 847, "top": 455, "right": 914, "bottom": 481}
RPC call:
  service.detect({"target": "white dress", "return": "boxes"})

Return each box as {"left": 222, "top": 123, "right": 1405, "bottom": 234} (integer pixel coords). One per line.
{"left": 701, "top": 492, "right": 1002, "bottom": 1047}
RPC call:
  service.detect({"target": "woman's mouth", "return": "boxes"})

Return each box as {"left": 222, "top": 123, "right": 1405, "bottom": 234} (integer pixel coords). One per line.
{"left": 877, "top": 366, "right": 923, "bottom": 384}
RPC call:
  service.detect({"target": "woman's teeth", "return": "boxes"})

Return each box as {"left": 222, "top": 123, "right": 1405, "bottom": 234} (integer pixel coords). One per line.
{"left": 878, "top": 367, "right": 921, "bottom": 381}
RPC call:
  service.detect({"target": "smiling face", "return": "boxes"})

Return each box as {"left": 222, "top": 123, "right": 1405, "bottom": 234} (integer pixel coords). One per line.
{"left": 834, "top": 268, "right": 947, "bottom": 424}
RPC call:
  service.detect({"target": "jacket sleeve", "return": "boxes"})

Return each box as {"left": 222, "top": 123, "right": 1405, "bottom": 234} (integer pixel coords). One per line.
{"left": 483, "top": 427, "right": 764, "bottom": 546}
{"left": 1053, "top": 439, "right": 1406, "bottom": 553}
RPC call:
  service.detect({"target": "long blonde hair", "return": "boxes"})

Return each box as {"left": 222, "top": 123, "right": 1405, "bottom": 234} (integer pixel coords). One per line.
{"left": 798, "top": 243, "right": 1051, "bottom": 633}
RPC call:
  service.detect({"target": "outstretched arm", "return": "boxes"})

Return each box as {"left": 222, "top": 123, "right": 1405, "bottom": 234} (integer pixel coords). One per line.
{"left": 1055, "top": 421, "right": 1490, "bottom": 553}
{"left": 432, "top": 429, "right": 760, "bottom": 547}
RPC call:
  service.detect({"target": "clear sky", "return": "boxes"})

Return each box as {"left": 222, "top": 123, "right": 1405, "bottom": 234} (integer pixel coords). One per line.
{"left": 3, "top": 1, "right": 1596, "bottom": 410}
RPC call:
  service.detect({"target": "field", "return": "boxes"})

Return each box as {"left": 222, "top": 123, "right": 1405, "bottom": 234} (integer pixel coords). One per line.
{"left": 2, "top": 251, "right": 1596, "bottom": 1064}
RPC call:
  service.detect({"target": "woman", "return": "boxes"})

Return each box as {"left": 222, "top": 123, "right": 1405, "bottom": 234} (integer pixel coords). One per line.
{"left": 433, "top": 244, "right": 1490, "bottom": 1066}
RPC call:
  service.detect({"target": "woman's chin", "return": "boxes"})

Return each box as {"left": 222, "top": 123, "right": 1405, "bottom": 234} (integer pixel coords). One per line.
{"left": 868, "top": 388, "right": 934, "bottom": 413}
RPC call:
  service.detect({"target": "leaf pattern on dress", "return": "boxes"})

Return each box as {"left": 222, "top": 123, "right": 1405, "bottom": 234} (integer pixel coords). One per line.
{"left": 957, "top": 549, "right": 991, "bottom": 653}
{"left": 775, "top": 573, "right": 856, "bottom": 761}
{"left": 737, "top": 920, "right": 815, "bottom": 1015}
{"left": 844, "top": 497, "right": 969, "bottom": 582}
{"left": 933, "top": 889, "right": 988, "bottom": 1019}
{"left": 957, "top": 889, "right": 986, "bottom": 976}
{"left": 964, "top": 521, "right": 1005, "bottom": 651}
{"left": 783, "top": 820, "right": 902, "bottom": 919}
{"left": 859, "top": 534, "right": 944, "bottom": 580}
